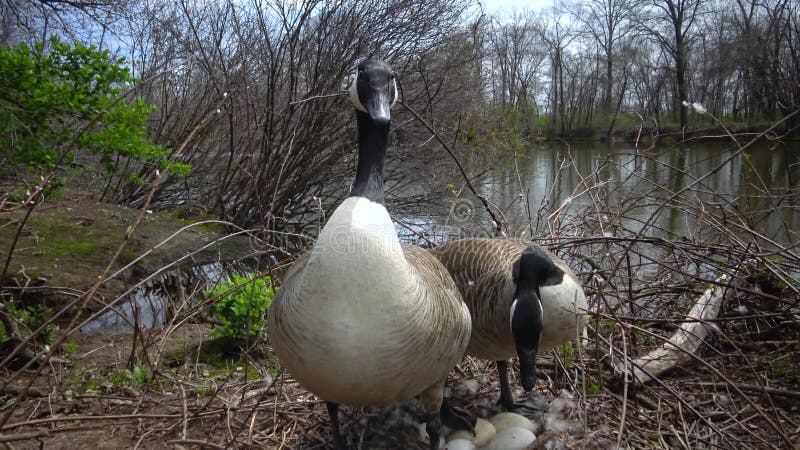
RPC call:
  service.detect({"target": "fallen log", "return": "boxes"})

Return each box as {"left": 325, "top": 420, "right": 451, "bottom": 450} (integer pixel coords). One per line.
{"left": 614, "top": 274, "right": 732, "bottom": 384}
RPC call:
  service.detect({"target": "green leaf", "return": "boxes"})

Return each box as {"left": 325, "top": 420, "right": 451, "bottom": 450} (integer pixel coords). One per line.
{"left": 0, "top": 37, "right": 190, "bottom": 179}
{"left": 205, "top": 275, "right": 277, "bottom": 341}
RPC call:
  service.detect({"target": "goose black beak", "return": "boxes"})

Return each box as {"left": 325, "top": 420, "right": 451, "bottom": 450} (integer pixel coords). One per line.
{"left": 517, "top": 348, "right": 538, "bottom": 391}
{"left": 364, "top": 89, "right": 391, "bottom": 125}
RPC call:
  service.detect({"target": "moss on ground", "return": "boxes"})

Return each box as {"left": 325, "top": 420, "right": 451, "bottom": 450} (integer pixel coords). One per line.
{"left": 0, "top": 197, "right": 252, "bottom": 317}
{"left": 162, "top": 335, "right": 272, "bottom": 391}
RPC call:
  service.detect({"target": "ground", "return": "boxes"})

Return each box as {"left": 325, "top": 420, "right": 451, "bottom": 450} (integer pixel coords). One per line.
{"left": 0, "top": 196, "right": 252, "bottom": 318}
{"left": 2, "top": 323, "right": 591, "bottom": 449}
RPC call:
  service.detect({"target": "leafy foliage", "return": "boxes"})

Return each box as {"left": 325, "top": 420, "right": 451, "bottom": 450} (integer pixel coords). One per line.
{"left": 463, "top": 106, "right": 542, "bottom": 159}
{"left": 0, "top": 37, "right": 187, "bottom": 180}
{"left": 110, "top": 364, "right": 150, "bottom": 388}
{"left": 206, "top": 275, "right": 277, "bottom": 341}
{"left": 0, "top": 300, "right": 56, "bottom": 346}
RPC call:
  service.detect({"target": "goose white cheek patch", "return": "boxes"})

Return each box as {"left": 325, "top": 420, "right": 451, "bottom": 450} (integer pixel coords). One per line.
{"left": 349, "top": 73, "right": 368, "bottom": 113}
{"left": 348, "top": 72, "right": 398, "bottom": 112}
{"left": 389, "top": 77, "right": 398, "bottom": 107}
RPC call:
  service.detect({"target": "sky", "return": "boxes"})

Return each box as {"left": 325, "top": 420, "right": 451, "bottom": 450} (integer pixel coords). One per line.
{"left": 482, "top": 0, "right": 553, "bottom": 14}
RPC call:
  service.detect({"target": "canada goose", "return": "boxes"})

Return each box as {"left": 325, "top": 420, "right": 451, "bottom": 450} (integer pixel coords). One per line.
{"left": 430, "top": 238, "right": 587, "bottom": 414}
{"left": 268, "top": 60, "right": 472, "bottom": 450}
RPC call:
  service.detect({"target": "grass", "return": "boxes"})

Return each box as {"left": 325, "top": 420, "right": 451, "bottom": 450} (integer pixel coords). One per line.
{"left": 109, "top": 364, "right": 150, "bottom": 388}
{"left": 0, "top": 196, "right": 241, "bottom": 308}
{"left": 29, "top": 214, "right": 123, "bottom": 257}
{"left": 58, "top": 334, "right": 268, "bottom": 398}
{"left": 166, "top": 206, "right": 226, "bottom": 233}
{"left": 0, "top": 212, "right": 128, "bottom": 281}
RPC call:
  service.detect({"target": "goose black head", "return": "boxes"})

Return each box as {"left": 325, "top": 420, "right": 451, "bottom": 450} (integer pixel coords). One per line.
{"left": 349, "top": 60, "right": 398, "bottom": 125}
{"left": 509, "top": 246, "right": 557, "bottom": 391}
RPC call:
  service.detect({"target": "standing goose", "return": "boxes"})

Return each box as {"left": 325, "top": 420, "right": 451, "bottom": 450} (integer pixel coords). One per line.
{"left": 430, "top": 238, "right": 587, "bottom": 415}
{"left": 268, "top": 60, "right": 472, "bottom": 450}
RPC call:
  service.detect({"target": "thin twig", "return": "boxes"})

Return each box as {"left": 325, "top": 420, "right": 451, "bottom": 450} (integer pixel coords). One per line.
{"left": 289, "top": 91, "right": 348, "bottom": 105}
{"left": 400, "top": 102, "right": 504, "bottom": 234}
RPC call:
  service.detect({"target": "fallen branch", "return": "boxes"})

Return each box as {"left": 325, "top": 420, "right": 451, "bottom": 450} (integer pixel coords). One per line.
{"left": 1, "top": 410, "right": 225, "bottom": 431}
{"left": 166, "top": 439, "right": 226, "bottom": 449}
{"left": 0, "top": 385, "right": 47, "bottom": 398}
{"left": 0, "top": 430, "right": 49, "bottom": 443}
{"left": 0, "top": 424, "right": 119, "bottom": 443}
{"left": 614, "top": 274, "right": 731, "bottom": 384}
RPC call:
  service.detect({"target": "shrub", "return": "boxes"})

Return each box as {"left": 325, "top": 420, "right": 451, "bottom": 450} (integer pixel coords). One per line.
{"left": 0, "top": 300, "right": 56, "bottom": 346}
{"left": 0, "top": 37, "right": 189, "bottom": 182}
{"left": 206, "top": 275, "right": 277, "bottom": 341}
{"left": 110, "top": 364, "right": 150, "bottom": 388}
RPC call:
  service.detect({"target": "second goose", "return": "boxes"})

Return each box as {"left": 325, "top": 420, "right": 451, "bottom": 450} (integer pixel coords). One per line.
{"left": 431, "top": 238, "right": 587, "bottom": 415}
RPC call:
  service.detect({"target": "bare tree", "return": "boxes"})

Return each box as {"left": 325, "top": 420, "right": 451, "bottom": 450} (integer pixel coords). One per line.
{"left": 103, "top": 0, "right": 477, "bottom": 231}
{"left": 485, "top": 11, "right": 547, "bottom": 118}
{"left": 642, "top": 0, "right": 706, "bottom": 129}
{"left": 0, "top": 0, "right": 129, "bottom": 48}
{"left": 539, "top": 10, "right": 578, "bottom": 135}
{"left": 570, "top": 0, "right": 640, "bottom": 120}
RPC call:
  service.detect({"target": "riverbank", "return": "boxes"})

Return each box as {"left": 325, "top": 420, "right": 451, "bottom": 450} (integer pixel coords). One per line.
{"left": 540, "top": 119, "right": 799, "bottom": 141}
{"left": 0, "top": 195, "right": 254, "bottom": 321}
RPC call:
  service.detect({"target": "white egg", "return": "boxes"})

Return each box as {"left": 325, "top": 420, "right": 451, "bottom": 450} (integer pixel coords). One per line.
{"left": 490, "top": 412, "right": 535, "bottom": 433}
{"left": 448, "top": 430, "right": 472, "bottom": 442}
{"left": 444, "top": 438, "right": 475, "bottom": 450}
{"left": 474, "top": 418, "right": 497, "bottom": 446}
{"left": 449, "top": 418, "right": 497, "bottom": 446}
{"left": 483, "top": 426, "right": 536, "bottom": 450}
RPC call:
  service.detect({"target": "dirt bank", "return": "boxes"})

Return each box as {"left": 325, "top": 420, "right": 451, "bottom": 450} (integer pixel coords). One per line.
{"left": 0, "top": 196, "right": 255, "bottom": 318}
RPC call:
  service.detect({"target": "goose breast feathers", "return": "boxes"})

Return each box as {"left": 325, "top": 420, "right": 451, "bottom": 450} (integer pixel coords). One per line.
{"left": 269, "top": 197, "right": 471, "bottom": 406}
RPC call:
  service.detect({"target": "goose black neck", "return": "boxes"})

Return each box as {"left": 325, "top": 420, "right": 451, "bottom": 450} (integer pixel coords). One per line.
{"left": 515, "top": 277, "right": 541, "bottom": 300}
{"left": 349, "top": 110, "right": 389, "bottom": 204}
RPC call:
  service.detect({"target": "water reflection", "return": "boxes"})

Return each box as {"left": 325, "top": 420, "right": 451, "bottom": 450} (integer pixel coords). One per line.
{"left": 78, "top": 262, "right": 250, "bottom": 333}
{"left": 464, "top": 140, "right": 799, "bottom": 249}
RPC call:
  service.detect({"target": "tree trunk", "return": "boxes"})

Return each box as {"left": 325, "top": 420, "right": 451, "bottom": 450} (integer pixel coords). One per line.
{"left": 605, "top": 51, "right": 614, "bottom": 114}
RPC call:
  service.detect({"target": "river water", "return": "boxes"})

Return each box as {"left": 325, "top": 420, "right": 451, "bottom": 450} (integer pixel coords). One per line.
{"left": 402, "top": 139, "right": 800, "bottom": 252}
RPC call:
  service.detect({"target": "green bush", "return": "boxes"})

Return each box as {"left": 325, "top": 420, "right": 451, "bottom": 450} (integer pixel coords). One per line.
{"left": 206, "top": 275, "right": 277, "bottom": 341}
{"left": 0, "top": 300, "right": 56, "bottom": 346}
{"left": 0, "top": 36, "right": 189, "bottom": 180}
{"left": 110, "top": 364, "right": 150, "bottom": 388}
{"left": 463, "top": 105, "right": 542, "bottom": 159}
